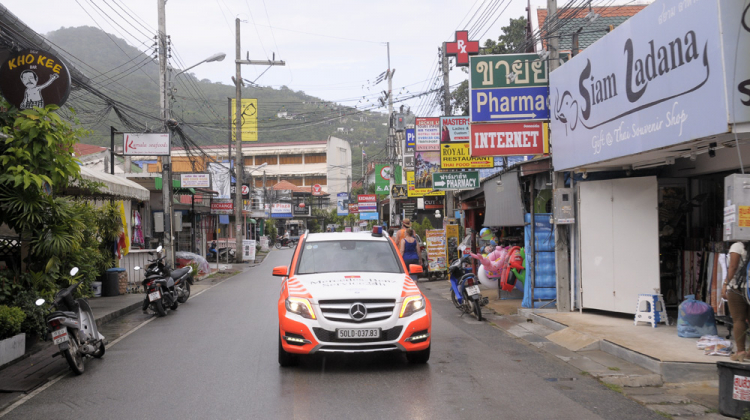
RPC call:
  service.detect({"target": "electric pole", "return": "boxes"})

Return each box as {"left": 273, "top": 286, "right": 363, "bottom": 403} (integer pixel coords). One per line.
{"left": 157, "top": 0, "right": 174, "bottom": 267}
{"left": 441, "top": 42, "right": 452, "bottom": 227}
{"left": 386, "top": 42, "right": 395, "bottom": 227}
{"left": 233, "top": 17, "right": 285, "bottom": 262}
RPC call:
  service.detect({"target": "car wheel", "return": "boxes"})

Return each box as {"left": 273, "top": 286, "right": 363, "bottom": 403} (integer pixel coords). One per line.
{"left": 406, "top": 345, "right": 430, "bottom": 364}
{"left": 278, "top": 335, "right": 299, "bottom": 367}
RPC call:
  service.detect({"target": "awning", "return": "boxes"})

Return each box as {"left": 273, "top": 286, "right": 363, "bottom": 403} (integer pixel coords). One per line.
{"left": 483, "top": 170, "right": 526, "bottom": 227}
{"left": 75, "top": 166, "right": 150, "bottom": 201}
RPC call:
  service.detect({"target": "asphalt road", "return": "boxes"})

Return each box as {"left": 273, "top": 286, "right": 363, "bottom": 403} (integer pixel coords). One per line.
{"left": 1, "top": 249, "right": 662, "bottom": 420}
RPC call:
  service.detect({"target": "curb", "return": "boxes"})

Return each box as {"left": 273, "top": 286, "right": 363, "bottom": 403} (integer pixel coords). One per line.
{"left": 94, "top": 301, "right": 143, "bottom": 328}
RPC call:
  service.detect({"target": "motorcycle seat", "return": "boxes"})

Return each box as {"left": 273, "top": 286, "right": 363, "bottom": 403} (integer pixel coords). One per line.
{"left": 47, "top": 311, "right": 77, "bottom": 320}
{"left": 171, "top": 267, "right": 191, "bottom": 279}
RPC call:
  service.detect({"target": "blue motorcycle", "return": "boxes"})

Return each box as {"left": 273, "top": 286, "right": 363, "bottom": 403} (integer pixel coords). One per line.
{"left": 448, "top": 256, "right": 485, "bottom": 321}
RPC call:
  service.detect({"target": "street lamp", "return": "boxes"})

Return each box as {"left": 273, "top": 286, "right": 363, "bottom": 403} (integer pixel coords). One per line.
{"left": 173, "top": 53, "right": 226, "bottom": 78}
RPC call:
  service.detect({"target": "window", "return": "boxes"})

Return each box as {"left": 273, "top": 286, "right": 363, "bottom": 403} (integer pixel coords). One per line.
{"left": 296, "top": 241, "right": 402, "bottom": 274}
{"left": 306, "top": 176, "right": 327, "bottom": 186}
{"left": 281, "top": 177, "right": 304, "bottom": 186}
{"left": 244, "top": 157, "right": 254, "bottom": 166}
{"left": 305, "top": 153, "right": 326, "bottom": 164}
{"left": 255, "top": 155, "right": 277, "bottom": 166}
{"left": 279, "top": 155, "right": 303, "bottom": 165}
{"left": 254, "top": 179, "right": 275, "bottom": 188}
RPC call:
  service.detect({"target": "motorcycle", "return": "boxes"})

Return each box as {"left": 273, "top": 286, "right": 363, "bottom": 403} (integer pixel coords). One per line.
{"left": 134, "top": 246, "right": 193, "bottom": 317}
{"left": 35, "top": 267, "right": 106, "bottom": 375}
{"left": 207, "top": 241, "right": 235, "bottom": 263}
{"left": 274, "top": 237, "right": 297, "bottom": 249}
{"left": 448, "top": 256, "right": 486, "bottom": 321}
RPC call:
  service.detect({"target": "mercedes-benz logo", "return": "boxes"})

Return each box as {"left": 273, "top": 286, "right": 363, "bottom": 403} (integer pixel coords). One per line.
{"left": 349, "top": 302, "right": 367, "bottom": 321}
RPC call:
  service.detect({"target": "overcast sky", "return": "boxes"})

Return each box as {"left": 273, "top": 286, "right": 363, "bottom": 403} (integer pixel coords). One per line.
{"left": 1, "top": 0, "right": 648, "bottom": 116}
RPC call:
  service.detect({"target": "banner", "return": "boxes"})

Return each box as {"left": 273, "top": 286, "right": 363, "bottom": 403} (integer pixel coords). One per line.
{"left": 230, "top": 98, "right": 258, "bottom": 142}
{"left": 471, "top": 121, "right": 549, "bottom": 157}
{"left": 360, "top": 212, "right": 378, "bottom": 221}
{"left": 357, "top": 194, "right": 376, "bottom": 212}
{"left": 337, "top": 192, "right": 349, "bottom": 216}
{"left": 414, "top": 151, "right": 441, "bottom": 192}
{"left": 426, "top": 229, "right": 447, "bottom": 272}
{"left": 406, "top": 171, "right": 445, "bottom": 197}
{"left": 416, "top": 117, "right": 440, "bottom": 151}
{"left": 208, "top": 162, "right": 231, "bottom": 199}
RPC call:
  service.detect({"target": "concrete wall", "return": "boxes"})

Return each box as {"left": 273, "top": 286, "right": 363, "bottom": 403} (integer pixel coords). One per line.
{"left": 327, "top": 136, "right": 352, "bottom": 198}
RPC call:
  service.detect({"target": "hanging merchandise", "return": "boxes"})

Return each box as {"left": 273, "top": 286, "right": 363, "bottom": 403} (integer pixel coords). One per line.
{"left": 132, "top": 209, "right": 144, "bottom": 247}
{"left": 677, "top": 295, "right": 718, "bottom": 338}
{"left": 116, "top": 201, "right": 130, "bottom": 259}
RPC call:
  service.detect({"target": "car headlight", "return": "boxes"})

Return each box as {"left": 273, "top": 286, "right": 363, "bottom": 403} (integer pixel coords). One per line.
{"left": 285, "top": 297, "right": 316, "bottom": 319}
{"left": 400, "top": 295, "right": 425, "bottom": 318}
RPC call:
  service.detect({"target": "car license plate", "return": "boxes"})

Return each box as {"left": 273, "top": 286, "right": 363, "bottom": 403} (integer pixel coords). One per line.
{"left": 466, "top": 285, "right": 481, "bottom": 297}
{"left": 148, "top": 290, "right": 161, "bottom": 302}
{"left": 336, "top": 328, "right": 380, "bottom": 339}
{"left": 52, "top": 328, "right": 68, "bottom": 345}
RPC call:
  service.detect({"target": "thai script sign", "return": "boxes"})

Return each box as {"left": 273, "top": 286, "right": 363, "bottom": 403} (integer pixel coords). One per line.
{"left": 358, "top": 194, "right": 377, "bottom": 212}
{"left": 432, "top": 171, "right": 480, "bottom": 190}
{"left": 426, "top": 229, "right": 447, "bottom": 272}
{"left": 180, "top": 173, "right": 211, "bottom": 188}
{"left": 470, "top": 53, "right": 549, "bottom": 89}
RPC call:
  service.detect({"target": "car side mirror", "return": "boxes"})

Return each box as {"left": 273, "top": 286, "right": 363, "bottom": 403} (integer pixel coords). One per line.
{"left": 272, "top": 266, "right": 289, "bottom": 277}
{"left": 408, "top": 264, "right": 423, "bottom": 274}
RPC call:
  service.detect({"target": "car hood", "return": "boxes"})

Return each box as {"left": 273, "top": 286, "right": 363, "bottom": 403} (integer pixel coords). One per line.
{"left": 292, "top": 272, "right": 411, "bottom": 302}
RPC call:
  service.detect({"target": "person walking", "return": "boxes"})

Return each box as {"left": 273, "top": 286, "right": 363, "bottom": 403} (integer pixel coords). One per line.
{"left": 394, "top": 218, "right": 411, "bottom": 247}
{"left": 400, "top": 228, "right": 422, "bottom": 281}
{"left": 722, "top": 241, "right": 750, "bottom": 362}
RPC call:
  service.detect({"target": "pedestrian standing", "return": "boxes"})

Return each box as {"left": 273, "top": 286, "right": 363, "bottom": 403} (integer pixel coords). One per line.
{"left": 394, "top": 218, "right": 411, "bottom": 248}
{"left": 400, "top": 228, "right": 422, "bottom": 281}
{"left": 722, "top": 241, "right": 750, "bottom": 362}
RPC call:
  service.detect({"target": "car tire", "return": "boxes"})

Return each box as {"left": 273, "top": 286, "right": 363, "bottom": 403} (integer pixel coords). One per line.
{"left": 278, "top": 335, "right": 299, "bottom": 367}
{"left": 406, "top": 345, "right": 430, "bottom": 364}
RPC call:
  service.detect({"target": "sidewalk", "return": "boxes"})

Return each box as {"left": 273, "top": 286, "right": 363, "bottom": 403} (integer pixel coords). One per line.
{"left": 0, "top": 264, "right": 252, "bottom": 412}
{"left": 422, "top": 279, "right": 731, "bottom": 419}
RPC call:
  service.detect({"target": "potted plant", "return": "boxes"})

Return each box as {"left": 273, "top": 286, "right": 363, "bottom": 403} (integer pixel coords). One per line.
{"left": 0, "top": 305, "right": 26, "bottom": 366}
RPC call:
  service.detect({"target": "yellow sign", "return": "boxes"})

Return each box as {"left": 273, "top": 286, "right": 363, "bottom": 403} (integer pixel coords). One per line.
{"left": 230, "top": 98, "right": 258, "bottom": 142}
{"left": 406, "top": 171, "right": 445, "bottom": 197}
{"left": 441, "top": 143, "right": 493, "bottom": 169}
{"left": 739, "top": 206, "right": 750, "bottom": 227}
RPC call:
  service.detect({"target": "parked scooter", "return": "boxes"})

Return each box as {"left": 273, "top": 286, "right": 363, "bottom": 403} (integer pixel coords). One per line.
{"left": 448, "top": 256, "right": 486, "bottom": 321}
{"left": 207, "top": 241, "right": 235, "bottom": 263}
{"left": 35, "top": 267, "right": 106, "bottom": 375}
{"left": 134, "top": 246, "right": 192, "bottom": 317}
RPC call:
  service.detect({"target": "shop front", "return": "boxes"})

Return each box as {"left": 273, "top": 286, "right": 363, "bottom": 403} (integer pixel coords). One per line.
{"left": 549, "top": 0, "right": 750, "bottom": 314}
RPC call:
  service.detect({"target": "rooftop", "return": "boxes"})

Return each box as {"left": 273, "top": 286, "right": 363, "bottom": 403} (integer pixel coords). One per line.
{"left": 74, "top": 143, "right": 107, "bottom": 157}
{"left": 537, "top": 5, "right": 646, "bottom": 51}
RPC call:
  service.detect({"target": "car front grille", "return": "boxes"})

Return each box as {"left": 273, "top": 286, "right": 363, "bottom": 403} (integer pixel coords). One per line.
{"left": 317, "top": 299, "right": 397, "bottom": 324}
{"left": 312, "top": 326, "right": 403, "bottom": 343}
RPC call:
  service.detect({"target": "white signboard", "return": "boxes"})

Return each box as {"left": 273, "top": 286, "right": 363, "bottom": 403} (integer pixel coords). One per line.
{"left": 272, "top": 203, "right": 292, "bottom": 214}
{"left": 549, "top": 0, "right": 729, "bottom": 171}
{"left": 208, "top": 163, "right": 231, "bottom": 199}
{"left": 180, "top": 173, "right": 210, "bottom": 188}
{"left": 123, "top": 133, "right": 170, "bottom": 156}
{"left": 416, "top": 117, "right": 440, "bottom": 151}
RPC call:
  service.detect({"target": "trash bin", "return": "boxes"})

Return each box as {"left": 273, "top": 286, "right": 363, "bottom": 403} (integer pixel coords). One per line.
{"left": 718, "top": 361, "right": 750, "bottom": 418}
{"left": 103, "top": 268, "right": 125, "bottom": 297}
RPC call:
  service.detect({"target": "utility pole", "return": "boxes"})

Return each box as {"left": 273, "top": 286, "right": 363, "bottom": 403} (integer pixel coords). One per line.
{"left": 386, "top": 42, "right": 395, "bottom": 227}
{"left": 441, "top": 42, "right": 453, "bottom": 227}
{"left": 233, "top": 17, "right": 285, "bottom": 262}
{"left": 546, "top": 0, "right": 570, "bottom": 311}
{"left": 157, "top": 0, "right": 174, "bottom": 267}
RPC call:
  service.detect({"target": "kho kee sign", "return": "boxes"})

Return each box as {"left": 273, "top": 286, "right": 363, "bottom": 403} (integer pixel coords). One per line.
{"left": 0, "top": 49, "right": 71, "bottom": 110}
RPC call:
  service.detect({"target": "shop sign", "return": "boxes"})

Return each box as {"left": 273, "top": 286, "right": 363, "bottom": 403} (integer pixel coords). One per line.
{"left": 549, "top": 0, "right": 728, "bottom": 171}
{"left": 470, "top": 86, "right": 549, "bottom": 123}
{"left": 348, "top": 203, "right": 359, "bottom": 214}
{"left": 210, "top": 199, "right": 233, "bottom": 215}
{"left": 470, "top": 121, "right": 549, "bottom": 157}
{"left": 405, "top": 128, "right": 416, "bottom": 151}
{"left": 441, "top": 143, "right": 493, "bottom": 169}
{"left": 293, "top": 199, "right": 309, "bottom": 216}
{"left": 439, "top": 116, "right": 471, "bottom": 143}
{"left": 445, "top": 30, "right": 479, "bottom": 67}
{"left": 470, "top": 53, "right": 549, "bottom": 89}
{"left": 432, "top": 171, "right": 480, "bottom": 190}
{"left": 391, "top": 184, "right": 408, "bottom": 199}
{"left": 359, "top": 212, "right": 378, "bottom": 221}
{"left": 375, "top": 164, "right": 402, "bottom": 195}
{"left": 180, "top": 173, "right": 211, "bottom": 188}
{"left": 0, "top": 48, "right": 71, "bottom": 110}
{"left": 230, "top": 98, "right": 258, "bottom": 142}
{"left": 123, "top": 133, "right": 170, "bottom": 156}
{"left": 726, "top": 2, "right": 750, "bottom": 126}
{"left": 424, "top": 196, "right": 444, "bottom": 210}
{"left": 271, "top": 203, "right": 292, "bottom": 218}
{"left": 312, "top": 184, "right": 323, "bottom": 196}
{"left": 416, "top": 117, "right": 440, "bottom": 151}
{"left": 426, "top": 229, "right": 447, "bottom": 272}
{"left": 337, "top": 192, "right": 349, "bottom": 216}
{"left": 357, "top": 194, "right": 377, "bottom": 212}
{"left": 242, "top": 239, "right": 256, "bottom": 261}
{"left": 406, "top": 171, "right": 445, "bottom": 198}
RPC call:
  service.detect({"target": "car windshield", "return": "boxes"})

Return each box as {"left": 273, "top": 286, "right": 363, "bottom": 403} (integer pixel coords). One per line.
{"left": 296, "top": 240, "right": 402, "bottom": 274}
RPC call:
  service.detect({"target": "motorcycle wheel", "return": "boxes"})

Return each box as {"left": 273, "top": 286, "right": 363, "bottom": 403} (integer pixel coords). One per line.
{"left": 153, "top": 298, "right": 167, "bottom": 317}
{"left": 93, "top": 340, "right": 105, "bottom": 358}
{"left": 63, "top": 335, "right": 85, "bottom": 375}
{"left": 178, "top": 282, "right": 191, "bottom": 303}
{"left": 170, "top": 298, "right": 179, "bottom": 311}
{"left": 450, "top": 289, "right": 461, "bottom": 309}
{"left": 275, "top": 242, "right": 281, "bottom": 249}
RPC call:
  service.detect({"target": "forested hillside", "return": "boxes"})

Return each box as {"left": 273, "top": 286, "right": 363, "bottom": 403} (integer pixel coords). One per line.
{"left": 47, "top": 26, "right": 388, "bottom": 175}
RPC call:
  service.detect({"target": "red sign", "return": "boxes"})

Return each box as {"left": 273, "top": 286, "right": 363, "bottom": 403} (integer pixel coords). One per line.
{"left": 358, "top": 194, "right": 376, "bottom": 212}
{"left": 241, "top": 185, "right": 250, "bottom": 195}
{"left": 312, "top": 184, "right": 322, "bottom": 196}
{"left": 348, "top": 203, "right": 359, "bottom": 214}
{"left": 211, "top": 199, "right": 233, "bottom": 215}
{"left": 470, "top": 122, "right": 549, "bottom": 157}
{"left": 445, "top": 31, "right": 479, "bottom": 67}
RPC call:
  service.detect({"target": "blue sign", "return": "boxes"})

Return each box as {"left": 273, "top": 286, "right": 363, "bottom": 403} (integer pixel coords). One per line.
{"left": 337, "top": 192, "right": 349, "bottom": 216}
{"left": 360, "top": 212, "right": 378, "bottom": 221}
{"left": 471, "top": 86, "right": 549, "bottom": 122}
{"left": 405, "top": 128, "right": 416, "bottom": 151}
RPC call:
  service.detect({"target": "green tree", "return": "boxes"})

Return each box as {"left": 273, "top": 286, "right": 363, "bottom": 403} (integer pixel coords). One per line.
{"left": 452, "top": 16, "right": 528, "bottom": 115}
